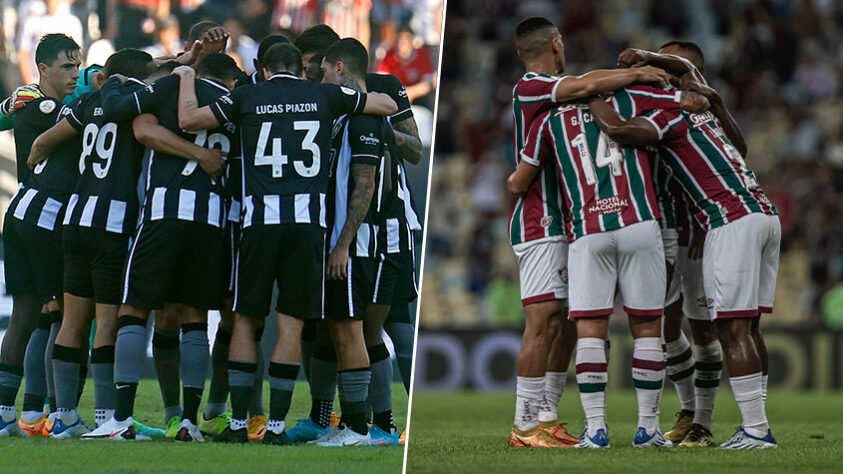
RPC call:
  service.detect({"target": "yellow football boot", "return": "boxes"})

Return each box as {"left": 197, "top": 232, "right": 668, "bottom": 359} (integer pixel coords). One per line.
{"left": 399, "top": 428, "right": 406, "bottom": 445}
{"left": 330, "top": 411, "right": 340, "bottom": 428}
{"left": 508, "top": 425, "right": 570, "bottom": 448}
{"left": 664, "top": 410, "right": 694, "bottom": 443}
{"left": 247, "top": 415, "right": 267, "bottom": 440}
{"left": 539, "top": 420, "right": 579, "bottom": 445}
{"left": 679, "top": 423, "right": 715, "bottom": 447}
{"left": 18, "top": 414, "right": 48, "bottom": 437}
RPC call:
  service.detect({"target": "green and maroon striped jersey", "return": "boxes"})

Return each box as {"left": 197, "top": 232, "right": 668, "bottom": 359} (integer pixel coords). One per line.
{"left": 522, "top": 88, "right": 668, "bottom": 241}
{"left": 509, "top": 72, "right": 569, "bottom": 246}
{"left": 627, "top": 85, "right": 777, "bottom": 230}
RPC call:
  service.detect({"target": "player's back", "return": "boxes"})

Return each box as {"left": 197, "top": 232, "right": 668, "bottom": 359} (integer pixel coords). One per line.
{"left": 222, "top": 73, "right": 366, "bottom": 228}
{"left": 527, "top": 103, "right": 660, "bottom": 241}
{"left": 63, "top": 80, "right": 147, "bottom": 235}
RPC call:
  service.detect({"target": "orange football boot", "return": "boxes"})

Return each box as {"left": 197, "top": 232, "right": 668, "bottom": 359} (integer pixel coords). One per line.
{"left": 508, "top": 425, "right": 570, "bottom": 448}
{"left": 540, "top": 420, "right": 579, "bottom": 445}
{"left": 18, "top": 414, "right": 47, "bottom": 437}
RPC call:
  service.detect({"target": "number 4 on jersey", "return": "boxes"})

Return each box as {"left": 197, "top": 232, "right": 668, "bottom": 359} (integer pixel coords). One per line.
{"left": 255, "top": 121, "right": 288, "bottom": 177}
{"left": 571, "top": 131, "right": 624, "bottom": 185}
{"left": 253, "top": 120, "right": 320, "bottom": 178}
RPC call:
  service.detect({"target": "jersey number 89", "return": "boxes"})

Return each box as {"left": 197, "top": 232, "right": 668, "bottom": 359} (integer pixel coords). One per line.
{"left": 79, "top": 122, "right": 117, "bottom": 179}
{"left": 254, "top": 120, "right": 320, "bottom": 178}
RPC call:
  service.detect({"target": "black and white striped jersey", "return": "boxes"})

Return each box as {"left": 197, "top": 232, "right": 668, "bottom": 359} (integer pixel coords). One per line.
{"left": 209, "top": 73, "right": 367, "bottom": 228}
{"left": 101, "top": 75, "right": 238, "bottom": 228}
{"left": 365, "top": 73, "right": 422, "bottom": 253}
{"left": 62, "top": 78, "right": 147, "bottom": 235}
{"left": 328, "top": 113, "right": 385, "bottom": 258}
{"left": 7, "top": 95, "right": 85, "bottom": 231}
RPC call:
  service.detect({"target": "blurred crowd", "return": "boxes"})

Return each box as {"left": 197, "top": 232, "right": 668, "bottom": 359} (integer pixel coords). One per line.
{"left": 0, "top": 0, "right": 442, "bottom": 106}
{"left": 423, "top": 0, "right": 843, "bottom": 329}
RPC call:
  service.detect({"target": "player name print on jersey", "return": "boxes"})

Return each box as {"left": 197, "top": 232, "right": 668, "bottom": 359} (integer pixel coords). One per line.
{"left": 256, "top": 102, "right": 319, "bottom": 114}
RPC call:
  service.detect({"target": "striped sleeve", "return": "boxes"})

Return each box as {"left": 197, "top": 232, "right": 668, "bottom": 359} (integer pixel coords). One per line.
{"left": 515, "top": 75, "right": 569, "bottom": 103}
{"left": 624, "top": 84, "right": 681, "bottom": 114}
{"left": 641, "top": 109, "right": 685, "bottom": 140}
{"left": 519, "top": 110, "right": 552, "bottom": 166}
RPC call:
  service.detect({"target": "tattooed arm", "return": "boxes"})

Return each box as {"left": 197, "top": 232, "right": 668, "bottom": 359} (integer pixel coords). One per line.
{"left": 392, "top": 116, "right": 423, "bottom": 164}
{"left": 327, "top": 163, "right": 377, "bottom": 280}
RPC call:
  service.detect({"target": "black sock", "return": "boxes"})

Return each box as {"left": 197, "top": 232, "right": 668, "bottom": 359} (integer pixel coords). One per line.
{"left": 0, "top": 363, "right": 23, "bottom": 406}
{"left": 309, "top": 398, "right": 333, "bottom": 428}
{"left": 339, "top": 399, "right": 368, "bottom": 435}
{"left": 230, "top": 386, "right": 251, "bottom": 423}
{"left": 182, "top": 387, "right": 203, "bottom": 425}
{"left": 77, "top": 362, "right": 88, "bottom": 406}
{"left": 22, "top": 393, "right": 43, "bottom": 412}
{"left": 373, "top": 410, "right": 393, "bottom": 432}
{"left": 228, "top": 359, "right": 256, "bottom": 425}
{"left": 114, "top": 382, "right": 138, "bottom": 422}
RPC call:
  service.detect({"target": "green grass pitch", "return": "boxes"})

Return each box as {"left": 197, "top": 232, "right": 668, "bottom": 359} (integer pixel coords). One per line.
{"left": 1, "top": 380, "right": 407, "bottom": 473}
{"left": 405, "top": 389, "right": 841, "bottom": 473}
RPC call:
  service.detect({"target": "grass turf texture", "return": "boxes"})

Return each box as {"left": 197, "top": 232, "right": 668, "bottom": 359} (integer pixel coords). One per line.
{"left": 405, "top": 389, "right": 841, "bottom": 473}
{"left": 1, "top": 380, "right": 407, "bottom": 473}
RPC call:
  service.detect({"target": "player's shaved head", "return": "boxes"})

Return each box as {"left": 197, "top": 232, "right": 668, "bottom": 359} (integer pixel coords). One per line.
{"left": 102, "top": 48, "right": 155, "bottom": 79}
{"left": 323, "top": 38, "right": 369, "bottom": 79}
{"left": 262, "top": 43, "right": 303, "bottom": 77}
{"left": 659, "top": 41, "right": 705, "bottom": 72}
{"left": 198, "top": 52, "right": 244, "bottom": 83}
{"left": 515, "top": 17, "right": 560, "bottom": 61}
{"left": 257, "top": 35, "right": 290, "bottom": 62}
{"left": 188, "top": 21, "right": 219, "bottom": 44}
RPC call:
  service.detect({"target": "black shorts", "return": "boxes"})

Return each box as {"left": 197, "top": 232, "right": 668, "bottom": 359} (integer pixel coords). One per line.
{"left": 122, "top": 219, "right": 226, "bottom": 311}
{"left": 233, "top": 224, "right": 325, "bottom": 320}
{"left": 224, "top": 220, "right": 241, "bottom": 297}
{"left": 63, "top": 226, "right": 130, "bottom": 305}
{"left": 386, "top": 249, "right": 418, "bottom": 324}
{"left": 2, "top": 215, "right": 63, "bottom": 302}
{"left": 325, "top": 254, "right": 399, "bottom": 321}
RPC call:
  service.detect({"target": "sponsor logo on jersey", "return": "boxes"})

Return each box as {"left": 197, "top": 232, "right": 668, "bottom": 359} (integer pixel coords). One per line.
{"left": 540, "top": 215, "right": 553, "bottom": 227}
{"left": 39, "top": 100, "right": 56, "bottom": 114}
{"left": 219, "top": 94, "right": 234, "bottom": 105}
{"left": 93, "top": 107, "right": 103, "bottom": 116}
{"left": 688, "top": 111, "right": 716, "bottom": 128}
{"left": 359, "top": 133, "right": 380, "bottom": 146}
{"left": 588, "top": 196, "right": 629, "bottom": 215}
{"left": 340, "top": 86, "right": 357, "bottom": 96}
{"left": 256, "top": 103, "right": 318, "bottom": 114}
{"left": 60, "top": 106, "right": 71, "bottom": 116}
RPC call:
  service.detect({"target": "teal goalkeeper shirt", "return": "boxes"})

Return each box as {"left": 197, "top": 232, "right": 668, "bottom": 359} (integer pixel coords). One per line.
{"left": 0, "top": 65, "right": 102, "bottom": 131}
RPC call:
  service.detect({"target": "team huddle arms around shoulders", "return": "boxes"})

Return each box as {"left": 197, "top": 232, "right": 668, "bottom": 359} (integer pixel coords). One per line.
{"left": 506, "top": 16, "right": 780, "bottom": 450}
{"left": 0, "top": 20, "right": 422, "bottom": 448}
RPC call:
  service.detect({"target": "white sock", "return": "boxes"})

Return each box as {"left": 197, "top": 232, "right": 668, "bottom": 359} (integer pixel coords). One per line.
{"left": 729, "top": 372, "right": 768, "bottom": 437}
{"left": 538, "top": 372, "right": 567, "bottom": 423}
{"left": 664, "top": 333, "right": 695, "bottom": 412}
{"left": 231, "top": 417, "right": 248, "bottom": 431}
{"left": 514, "top": 376, "right": 544, "bottom": 431}
{"left": 632, "top": 337, "right": 664, "bottom": 432}
{"left": 692, "top": 340, "right": 722, "bottom": 430}
{"left": 576, "top": 338, "right": 607, "bottom": 437}
{"left": 267, "top": 419, "right": 285, "bottom": 435}
{"left": 0, "top": 405, "right": 15, "bottom": 422}
{"left": 21, "top": 410, "right": 42, "bottom": 423}
{"left": 761, "top": 374, "right": 768, "bottom": 402}
{"left": 57, "top": 408, "right": 78, "bottom": 425}
{"left": 95, "top": 408, "right": 114, "bottom": 427}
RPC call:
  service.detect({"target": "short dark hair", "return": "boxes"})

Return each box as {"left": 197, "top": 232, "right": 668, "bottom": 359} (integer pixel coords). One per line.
{"left": 188, "top": 21, "right": 218, "bottom": 44}
{"left": 323, "top": 38, "right": 369, "bottom": 78}
{"left": 257, "top": 35, "right": 290, "bottom": 62}
{"left": 102, "top": 49, "right": 154, "bottom": 79}
{"left": 294, "top": 24, "right": 340, "bottom": 57}
{"left": 35, "top": 33, "right": 80, "bottom": 66}
{"left": 305, "top": 53, "right": 324, "bottom": 82}
{"left": 514, "top": 17, "right": 558, "bottom": 60}
{"left": 262, "top": 43, "right": 303, "bottom": 77}
{"left": 660, "top": 40, "right": 705, "bottom": 67}
{"left": 197, "top": 52, "right": 243, "bottom": 82}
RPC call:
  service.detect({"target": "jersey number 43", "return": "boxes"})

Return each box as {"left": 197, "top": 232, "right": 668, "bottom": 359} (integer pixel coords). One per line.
{"left": 254, "top": 120, "right": 320, "bottom": 178}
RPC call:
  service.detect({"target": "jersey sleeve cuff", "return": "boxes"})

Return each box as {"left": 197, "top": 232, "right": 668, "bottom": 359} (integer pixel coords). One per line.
{"left": 211, "top": 102, "right": 230, "bottom": 125}
{"left": 550, "top": 77, "right": 569, "bottom": 102}
{"left": 390, "top": 108, "right": 413, "bottom": 124}
{"left": 351, "top": 154, "right": 381, "bottom": 166}
{"left": 519, "top": 151, "right": 541, "bottom": 167}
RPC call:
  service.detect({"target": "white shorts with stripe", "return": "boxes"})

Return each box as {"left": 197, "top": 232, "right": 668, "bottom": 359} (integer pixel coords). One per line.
{"left": 512, "top": 236, "right": 568, "bottom": 306}
{"left": 568, "top": 220, "right": 665, "bottom": 318}
{"left": 702, "top": 213, "right": 780, "bottom": 319}
{"left": 665, "top": 246, "right": 709, "bottom": 320}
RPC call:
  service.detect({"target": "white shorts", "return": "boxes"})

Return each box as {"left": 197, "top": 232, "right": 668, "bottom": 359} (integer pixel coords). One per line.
{"left": 568, "top": 220, "right": 665, "bottom": 318}
{"left": 702, "top": 213, "right": 781, "bottom": 319}
{"left": 513, "top": 236, "right": 568, "bottom": 305}
{"left": 662, "top": 228, "right": 679, "bottom": 267}
{"left": 665, "top": 246, "right": 709, "bottom": 320}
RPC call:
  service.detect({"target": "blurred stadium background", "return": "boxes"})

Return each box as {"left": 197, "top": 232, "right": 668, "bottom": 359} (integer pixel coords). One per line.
{"left": 0, "top": 0, "right": 439, "bottom": 376}
{"left": 417, "top": 0, "right": 843, "bottom": 391}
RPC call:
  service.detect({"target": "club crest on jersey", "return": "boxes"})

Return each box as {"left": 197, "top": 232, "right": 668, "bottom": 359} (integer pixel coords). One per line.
{"left": 39, "top": 100, "right": 56, "bottom": 114}
{"left": 588, "top": 196, "right": 629, "bottom": 215}
{"left": 558, "top": 267, "right": 568, "bottom": 284}
{"left": 540, "top": 215, "right": 553, "bottom": 227}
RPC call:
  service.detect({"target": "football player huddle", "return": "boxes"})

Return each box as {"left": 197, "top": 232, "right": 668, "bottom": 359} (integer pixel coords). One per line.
{"left": 0, "top": 20, "right": 422, "bottom": 448}
{"left": 505, "top": 17, "right": 779, "bottom": 450}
